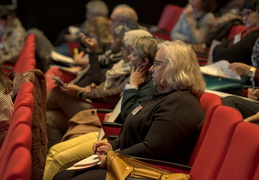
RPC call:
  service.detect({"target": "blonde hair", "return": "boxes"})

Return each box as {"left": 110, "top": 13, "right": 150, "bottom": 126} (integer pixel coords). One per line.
{"left": 157, "top": 40, "right": 205, "bottom": 96}
{"left": 134, "top": 37, "right": 164, "bottom": 63}
{"left": 123, "top": 29, "right": 152, "bottom": 49}
{"left": 85, "top": 16, "right": 113, "bottom": 49}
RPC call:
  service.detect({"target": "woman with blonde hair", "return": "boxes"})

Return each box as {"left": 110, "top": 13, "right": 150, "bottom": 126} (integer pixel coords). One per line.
{"left": 0, "top": 67, "right": 13, "bottom": 146}
{"left": 53, "top": 40, "right": 205, "bottom": 179}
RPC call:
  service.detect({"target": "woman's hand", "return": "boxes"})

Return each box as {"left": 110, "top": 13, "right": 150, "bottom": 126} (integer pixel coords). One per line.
{"left": 247, "top": 88, "right": 259, "bottom": 100}
{"left": 73, "top": 51, "right": 89, "bottom": 67}
{"left": 130, "top": 63, "right": 149, "bottom": 86}
{"left": 84, "top": 83, "right": 97, "bottom": 93}
{"left": 80, "top": 33, "right": 98, "bottom": 53}
{"left": 60, "top": 84, "right": 82, "bottom": 96}
{"left": 93, "top": 141, "right": 113, "bottom": 155}
{"left": 244, "top": 111, "right": 259, "bottom": 123}
{"left": 228, "top": 63, "right": 252, "bottom": 76}
{"left": 98, "top": 155, "right": 107, "bottom": 169}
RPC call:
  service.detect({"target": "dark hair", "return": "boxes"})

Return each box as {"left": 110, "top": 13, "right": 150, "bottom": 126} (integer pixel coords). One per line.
{"left": 0, "top": 5, "right": 15, "bottom": 20}
{"left": 202, "top": 0, "right": 217, "bottom": 12}
{"left": 243, "top": 0, "right": 259, "bottom": 11}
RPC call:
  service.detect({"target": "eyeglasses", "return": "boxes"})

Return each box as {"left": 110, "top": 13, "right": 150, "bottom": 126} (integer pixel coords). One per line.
{"left": 153, "top": 60, "right": 163, "bottom": 68}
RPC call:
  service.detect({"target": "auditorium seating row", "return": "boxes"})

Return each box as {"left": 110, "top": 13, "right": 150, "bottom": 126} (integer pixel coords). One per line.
{"left": 0, "top": 81, "right": 34, "bottom": 180}
{"left": 100, "top": 92, "right": 259, "bottom": 179}
{"left": 1, "top": 34, "right": 36, "bottom": 76}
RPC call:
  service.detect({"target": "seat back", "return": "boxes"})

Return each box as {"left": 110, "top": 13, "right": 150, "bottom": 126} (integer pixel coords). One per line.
{"left": 0, "top": 106, "right": 33, "bottom": 159}
{"left": 2, "top": 146, "right": 32, "bottom": 180}
{"left": 188, "top": 92, "right": 222, "bottom": 166}
{"left": 216, "top": 122, "right": 259, "bottom": 180}
{"left": 14, "top": 34, "right": 36, "bottom": 73}
{"left": 0, "top": 124, "right": 32, "bottom": 177}
{"left": 157, "top": 4, "right": 183, "bottom": 33}
{"left": 13, "top": 81, "right": 34, "bottom": 112}
{"left": 253, "top": 163, "right": 259, "bottom": 180}
{"left": 227, "top": 25, "right": 246, "bottom": 39}
{"left": 190, "top": 105, "right": 242, "bottom": 180}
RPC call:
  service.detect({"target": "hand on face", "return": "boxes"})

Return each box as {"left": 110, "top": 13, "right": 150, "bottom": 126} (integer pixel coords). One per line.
{"left": 130, "top": 62, "right": 150, "bottom": 86}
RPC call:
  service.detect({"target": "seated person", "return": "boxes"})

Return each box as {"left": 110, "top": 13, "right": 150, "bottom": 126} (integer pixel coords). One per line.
{"left": 222, "top": 37, "right": 259, "bottom": 125}
{"left": 0, "top": 66, "right": 13, "bottom": 146}
{"left": 54, "top": 0, "right": 109, "bottom": 57}
{"left": 53, "top": 40, "right": 206, "bottom": 180}
{"left": 43, "top": 36, "right": 162, "bottom": 180}
{"left": 171, "top": 0, "right": 216, "bottom": 45}
{"left": 46, "top": 30, "right": 152, "bottom": 149}
{"left": 0, "top": 6, "right": 26, "bottom": 64}
{"left": 212, "top": 0, "right": 259, "bottom": 64}
{"left": 45, "top": 16, "right": 114, "bottom": 94}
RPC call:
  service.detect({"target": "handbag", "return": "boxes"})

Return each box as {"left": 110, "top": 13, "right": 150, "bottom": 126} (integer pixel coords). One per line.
{"left": 106, "top": 151, "right": 191, "bottom": 180}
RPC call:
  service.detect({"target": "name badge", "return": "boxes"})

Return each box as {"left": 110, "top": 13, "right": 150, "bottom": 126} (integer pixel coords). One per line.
{"left": 131, "top": 105, "right": 142, "bottom": 115}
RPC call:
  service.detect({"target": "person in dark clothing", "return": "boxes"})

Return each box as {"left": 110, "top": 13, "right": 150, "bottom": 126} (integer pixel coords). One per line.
{"left": 213, "top": 0, "right": 259, "bottom": 64}
{"left": 44, "top": 36, "right": 160, "bottom": 180}
{"left": 53, "top": 40, "right": 205, "bottom": 180}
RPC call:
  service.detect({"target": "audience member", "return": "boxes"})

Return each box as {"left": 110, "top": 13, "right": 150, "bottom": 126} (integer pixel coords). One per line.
{"left": 45, "top": 16, "right": 114, "bottom": 94}
{"left": 45, "top": 4, "right": 141, "bottom": 93}
{"left": 212, "top": 0, "right": 259, "bottom": 64}
{"left": 46, "top": 29, "right": 152, "bottom": 149}
{"left": 55, "top": 0, "right": 109, "bottom": 57}
{"left": 0, "top": 5, "right": 26, "bottom": 64}
{"left": 222, "top": 37, "right": 259, "bottom": 125}
{"left": 43, "top": 36, "right": 162, "bottom": 180}
{"left": 53, "top": 40, "right": 206, "bottom": 180}
{"left": 171, "top": 0, "right": 216, "bottom": 44}
{"left": 0, "top": 66, "right": 13, "bottom": 146}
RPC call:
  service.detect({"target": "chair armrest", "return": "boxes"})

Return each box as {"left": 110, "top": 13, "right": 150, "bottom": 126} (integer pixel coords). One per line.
{"left": 97, "top": 109, "right": 113, "bottom": 114}
{"left": 102, "top": 122, "right": 123, "bottom": 141}
{"left": 131, "top": 156, "right": 191, "bottom": 174}
{"left": 195, "top": 51, "right": 208, "bottom": 59}
{"left": 102, "top": 122, "right": 123, "bottom": 127}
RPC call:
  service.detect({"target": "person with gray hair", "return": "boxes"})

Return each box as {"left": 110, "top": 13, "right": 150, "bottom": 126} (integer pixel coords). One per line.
{"left": 109, "top": 4, "right": 139, "bottom": 35}
{"left": 54, "top": 0, "right": 109, "bottom": 56}
{"left": 53, "top": 40, "right": 205, "bottom": 180}
{"left": 46, "top": 29, "right": 152, "bottom": 150}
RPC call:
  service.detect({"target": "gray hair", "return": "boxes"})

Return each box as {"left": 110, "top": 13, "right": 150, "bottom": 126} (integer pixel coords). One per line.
{"left": 157, "top": 40, "right": 205, "bottom": 96}
{"left": 113, "top": 4, "right": 138, "bottom": 22}
{"left": 86, "top": 0, "right": 109, "bottom": 17}
{"left": 123, "top": 29, "right": 152, "bottom": 49}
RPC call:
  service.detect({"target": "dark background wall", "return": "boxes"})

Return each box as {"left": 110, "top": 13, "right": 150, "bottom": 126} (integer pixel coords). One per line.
{"left": 4, "top": 0, "right": 229, "bottom": 44}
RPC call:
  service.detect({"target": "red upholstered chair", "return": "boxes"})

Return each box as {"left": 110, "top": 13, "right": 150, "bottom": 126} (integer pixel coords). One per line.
{"left": 0, "top": 124, "right": 32, "bottom": 177}
{"left": 152, "top": 4, "right": 183, "bottom": 40}
{"left": 215, "top": 122, "right": 259, "bottom": 180}
{"left": 14, "top": 92, "right": 34, "bottom": 112}
{"left": 189, "top": 105, "right": 242, "bottom": 180}
{"left": 253, "top": 163, "right": 259, "bottom": 180}
{"left": 0, "top": 107, "right": 32, "bottom": 158}
{"left": 188, "top": 92, "right": 222, "bottom": 166}
{"left": 2, "top": 146, "right": 32, "bottom": 180}
{"left": 227, "top": 25, "right": 246, "bottom": 39}
{"left": 2, "top": 34, "right": 36, "bottom": 75}
{"left": 13, "top": 81, "right": 34, "bottom": 112}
